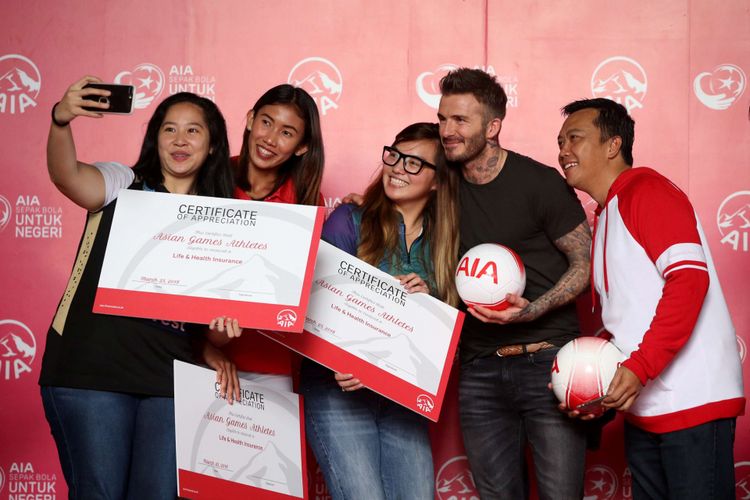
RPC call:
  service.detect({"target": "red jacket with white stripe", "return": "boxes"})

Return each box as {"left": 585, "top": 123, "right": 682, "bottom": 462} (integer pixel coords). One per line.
{"left": 593, "top": 167, "right": 744, "bottom": 433}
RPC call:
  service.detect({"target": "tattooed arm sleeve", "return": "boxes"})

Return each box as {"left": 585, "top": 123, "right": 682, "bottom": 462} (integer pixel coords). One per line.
{"left": 516, "top": 220, "right": 591, "bottom": 322}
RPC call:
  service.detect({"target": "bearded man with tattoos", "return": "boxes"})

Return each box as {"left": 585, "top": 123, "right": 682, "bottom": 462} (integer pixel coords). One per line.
{"left": 437, "top": 68, "right": 592, "bottom": 500}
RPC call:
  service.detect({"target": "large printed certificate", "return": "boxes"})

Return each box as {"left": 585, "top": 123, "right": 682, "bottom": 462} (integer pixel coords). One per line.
{"left": 174, "top": 360, "right": 307, "bottom": 499}
{"left": 93, "top": 190, "right": 324, "bottom": 332}
{"left": 262, "top": 241, "right": 464, "bottom": 421}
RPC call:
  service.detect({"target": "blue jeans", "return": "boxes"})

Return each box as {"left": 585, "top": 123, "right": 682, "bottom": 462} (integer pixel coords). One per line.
{"left": 458, "top": 347, "right": 587, "bottom": 500}
{"left": 300, "top": 362, "right": 434, "bottom": 500}
{"left": 41, "top": 386, "right": 177, "bottom": 499}
{"left": 625, "top": 418, "right": 736, "bottom": 499}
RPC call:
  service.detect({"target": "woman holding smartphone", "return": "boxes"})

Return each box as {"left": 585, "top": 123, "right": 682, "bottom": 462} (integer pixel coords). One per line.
{"left": 213, "top": 84, "right": 325, "bottom": 377}
{"left": 300, "top": 122, "right": 460, "bottom": 500}
{"left": 40, "top": 76, "right": 237, "bottom": 499}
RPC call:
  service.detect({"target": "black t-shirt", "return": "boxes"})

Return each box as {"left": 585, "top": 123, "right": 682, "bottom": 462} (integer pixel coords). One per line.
{"left": 458, "top": 150, "right": 586, "bottom": 363}
{"left": 39, "top": 183, "right": 202, "bottom": 396}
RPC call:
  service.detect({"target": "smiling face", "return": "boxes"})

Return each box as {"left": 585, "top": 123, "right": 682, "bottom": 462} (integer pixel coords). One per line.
{"left": 157, "top": 102, "right": 211, "bottom": 189}
{"left": 382, "top": 139, "right": 438, "bottom": 206}
{"left": 557, "top": 108, "right": 613, "bottom": 196}
{"left": 246, "top": 103, "right": 308, "bottom": 173}
{"left": 437, "top": 93, "right": 490, "bottom": 164}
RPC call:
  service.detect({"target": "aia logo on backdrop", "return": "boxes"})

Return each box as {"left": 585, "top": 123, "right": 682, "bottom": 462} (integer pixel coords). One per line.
{"left": 288, "top": 57, "right": 342, "bottom": 116}
{"left": 2, "top": 462, "right": 57, "bottom": 496}
{"left": 0, "top": 54, "right": 41, "bottom": 115}
{"left": 693, "top": 64, "right": 746, "bottom": 110}
{"left": 583, "top": 464, "right": 618, "bottom": 500}
{"left": 717, "top": 190, "right": 750, "bottom": 252}
{"left": 0, "top": 195, "right": 11, "bottom": 232}
{"left": 0, "top": 319, "right": 36, "bottom": 381}
{"left": 0, "top": 193, "right": 63, "bottom": 239}
{"left": 435, "top": 456, "right": 478, "bottom": 500}
{"left": 324, "top": 196, "right": 342, "bottom": 216}
{"left": 168, "top": 65, "right": 217, "bottom": 102}
{"left": 736, "top": 462, "right": 750, "bottom": 499}
{"left": 417, "top": 63, "right": 459, "bottom": 109}
{"left": 591, "top": 56, "right": 647, "bottom": 112}
{"left": 114, "top": 63, "right": 165, "bottom": 110}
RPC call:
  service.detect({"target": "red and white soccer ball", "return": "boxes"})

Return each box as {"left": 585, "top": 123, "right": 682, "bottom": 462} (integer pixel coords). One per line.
{"left": 455, "top": 243, "right": 526, "bottom": 311}
{"left": 550, "top": 336, "right": 626, "bottom": 414}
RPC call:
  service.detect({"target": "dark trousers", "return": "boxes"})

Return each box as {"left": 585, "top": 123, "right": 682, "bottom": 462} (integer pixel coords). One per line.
{"left": 625, "top": 418, "right": 736, "bottom": 500}
{"left": 458, "top": 348, "right": 587, "bottom": 500}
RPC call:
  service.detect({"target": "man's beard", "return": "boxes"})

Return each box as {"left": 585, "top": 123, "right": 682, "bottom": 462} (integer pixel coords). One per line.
{"left": 444, "top": 132, "right": 486, "bottom": 164}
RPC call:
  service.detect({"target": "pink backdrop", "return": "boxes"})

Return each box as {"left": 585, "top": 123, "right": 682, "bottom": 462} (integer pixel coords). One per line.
{"left": 1, "top": 1, "right": 748, "bottom": 498}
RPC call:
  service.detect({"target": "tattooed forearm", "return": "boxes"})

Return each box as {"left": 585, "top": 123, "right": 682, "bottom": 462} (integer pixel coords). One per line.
{"left": 514, "top": 221, "right": 591, "bottom": 322}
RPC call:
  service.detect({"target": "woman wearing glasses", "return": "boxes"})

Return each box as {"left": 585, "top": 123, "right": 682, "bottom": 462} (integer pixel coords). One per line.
{"left": 300, "top": 122, "right": 459, "bottom": 500}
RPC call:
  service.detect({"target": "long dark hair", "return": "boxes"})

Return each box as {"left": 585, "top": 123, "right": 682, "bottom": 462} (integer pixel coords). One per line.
{"left": 358, "top": 122, "right": 460, "bottom": 305}
{"left": 132, "top": 92, "right": 233, "bottom": 198}
{"left": 236, "top": 84, "right": 324, "bottom": 206}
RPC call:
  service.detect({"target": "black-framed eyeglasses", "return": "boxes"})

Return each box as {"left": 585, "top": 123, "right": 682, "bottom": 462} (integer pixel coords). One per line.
{"left": 382, "top": 146, "right": 436, "bottom": 175}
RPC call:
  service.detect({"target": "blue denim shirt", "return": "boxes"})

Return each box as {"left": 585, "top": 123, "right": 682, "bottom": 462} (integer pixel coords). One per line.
{"left": 322, "top": 203, "right": 435, "bottom": 293}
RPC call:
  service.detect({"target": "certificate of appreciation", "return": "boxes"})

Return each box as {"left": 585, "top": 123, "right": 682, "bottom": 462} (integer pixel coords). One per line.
{"left": 174, "top": 360, "right": 307, "bottom": 499}
{"left": 262, "top": 241, "right": 464, "bottom": 421}
{"left": 93, "top": 190, "right": 324, "bottom": 332}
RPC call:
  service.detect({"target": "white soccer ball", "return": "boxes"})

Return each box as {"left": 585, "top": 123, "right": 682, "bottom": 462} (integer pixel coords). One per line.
{"left": 550, "top": 337, "right": 626, "bottom": 414}
{"left": 455, "top": 243, "right": 526, "bottom": 311}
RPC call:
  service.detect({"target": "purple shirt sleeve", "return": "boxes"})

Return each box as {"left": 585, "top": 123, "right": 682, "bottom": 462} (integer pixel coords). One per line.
{"left": 321, "top": 203, "right": 358, "bottom": 256}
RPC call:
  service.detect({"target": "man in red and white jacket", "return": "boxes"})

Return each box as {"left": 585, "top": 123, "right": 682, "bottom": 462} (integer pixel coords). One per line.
{"left": 557, "top": 98, "right": 744, "bottom": 499}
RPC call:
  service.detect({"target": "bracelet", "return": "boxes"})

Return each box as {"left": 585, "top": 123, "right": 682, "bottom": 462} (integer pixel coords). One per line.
{"left": 51, "top": 102, "right": 70, "bottom": 127}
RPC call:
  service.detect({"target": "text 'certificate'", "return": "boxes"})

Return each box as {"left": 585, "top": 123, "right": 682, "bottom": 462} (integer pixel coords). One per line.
{"left": 94, "top": 190, "right": 323, "bottom": 332}
{"left": 263, "top": 241, "right": 464, "bottom": 421}
{"left": 174, "top": 361, "right": 307, "bottom": 499}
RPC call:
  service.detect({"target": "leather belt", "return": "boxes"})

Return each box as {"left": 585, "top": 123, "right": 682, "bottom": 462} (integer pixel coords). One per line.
{"left": 495, "top": 341, "right": 556, "bottom": 357}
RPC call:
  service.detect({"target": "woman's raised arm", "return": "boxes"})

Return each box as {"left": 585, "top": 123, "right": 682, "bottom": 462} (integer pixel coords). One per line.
{"left": 47, "top": 75, "right": 115, "bottom": 211}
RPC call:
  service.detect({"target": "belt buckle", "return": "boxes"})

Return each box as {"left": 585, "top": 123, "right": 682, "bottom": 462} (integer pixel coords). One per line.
{"left": 495, "top": 344, "right": 524, "bottom": 357}
{"left": 496, "top": 342, "right": 551, "bottom": 358}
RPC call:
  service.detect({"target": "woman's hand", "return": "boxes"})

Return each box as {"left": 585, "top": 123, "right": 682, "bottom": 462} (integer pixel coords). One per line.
{"left": 205, "top": 317, "right": 242, "bottom": 357}
{"left": 208, "top": 316, "right": 243, "bottom": 340}
{"left": 395, "top": 273, "right": 429, "bottom": 294}
{"left": 47, "top": 75, "right": 119, "bottom": 211}
{"left": 341, "top": 192, "right": 364, "bottom": 206}
{"left": 335, "top": 372, "right": 363, "bottom": 392}
{"left": 201, "top": 341, "right": 240, "bottom": 404}
{"left": 53, "top": 75, "right": 111, "bottom": 125}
